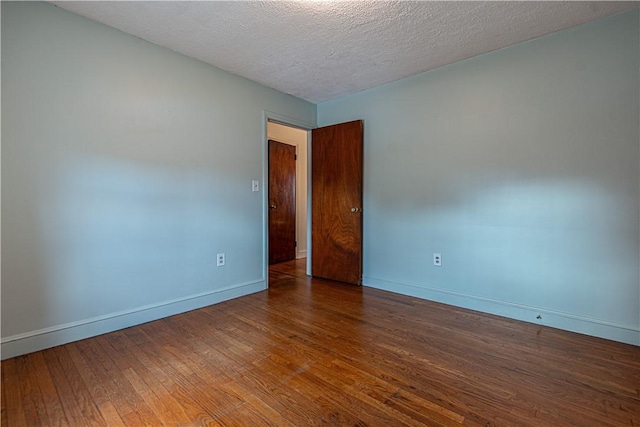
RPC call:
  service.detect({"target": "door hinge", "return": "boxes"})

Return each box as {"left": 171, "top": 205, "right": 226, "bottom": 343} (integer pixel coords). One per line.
{"left": 295, "top": 154, "right": 297, "bottom": 160}
{"left": 295, "top": 241, "right": 298, "bottom": 247}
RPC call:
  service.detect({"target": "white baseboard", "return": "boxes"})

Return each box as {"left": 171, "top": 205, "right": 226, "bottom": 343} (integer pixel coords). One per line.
{"left": 296, "top": 249, "right": 307, "bottom": 259}
{"left": 364, "top": 276, "right": 639, "bottom": 346}
{"left": 1, "top": 280, "right": 266, "bottom": 360}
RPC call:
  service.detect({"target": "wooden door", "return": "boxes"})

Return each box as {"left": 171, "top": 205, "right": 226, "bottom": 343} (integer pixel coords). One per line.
{"left": 311, "top": 120, "right": 363, "bottom": 284}
{"left": 269, "top": 140, "right": 297, "bottom": 264}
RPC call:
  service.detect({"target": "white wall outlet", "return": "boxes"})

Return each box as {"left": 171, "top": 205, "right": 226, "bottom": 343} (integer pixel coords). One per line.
{"left": 433, "top": 253, "right": 442, "bottom": 267}
{"left": 217, "top": 253, "right": 226, "bottom": 267}
{"left": 252, "top": 180, "right": 259, "bottom": 192}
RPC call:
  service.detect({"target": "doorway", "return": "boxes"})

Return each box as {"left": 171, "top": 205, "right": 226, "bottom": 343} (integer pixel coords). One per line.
{"left": 264, "top": 116, "right": 364, "bottom": 287}
{"left": 267, "top": 121, "right": 309, "bottom": 270}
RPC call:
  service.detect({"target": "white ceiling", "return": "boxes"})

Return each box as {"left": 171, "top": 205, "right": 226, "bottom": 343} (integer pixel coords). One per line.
{"left": 52, "top": 1, "right": 637, "bottom": 104}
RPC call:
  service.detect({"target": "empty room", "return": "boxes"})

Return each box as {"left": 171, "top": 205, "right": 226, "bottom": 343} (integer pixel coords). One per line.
{"left": 2, "top": 1, "right": 639, "bottom": 426}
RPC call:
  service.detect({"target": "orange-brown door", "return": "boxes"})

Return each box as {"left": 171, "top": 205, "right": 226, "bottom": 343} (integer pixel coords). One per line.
{"left": 311, "top": 120, "right": 363, "bottom": 285}
{"left": 269, "top": 140, "right": 296, "bottom": 264}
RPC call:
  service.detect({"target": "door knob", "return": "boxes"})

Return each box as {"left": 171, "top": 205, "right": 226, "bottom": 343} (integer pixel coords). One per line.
{"left": 270, "top": 205, "right": 277, "bottom": 209}
{"left": 351, "top": 207, "right": 361, "bottom": 213}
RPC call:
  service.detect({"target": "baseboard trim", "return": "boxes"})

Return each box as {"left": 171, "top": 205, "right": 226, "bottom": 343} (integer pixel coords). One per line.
{"left": 364, "top": 276, "right": 639, "bottom": 346}
{"left": 1, "top": 280, "right": 266, "bottom": 359}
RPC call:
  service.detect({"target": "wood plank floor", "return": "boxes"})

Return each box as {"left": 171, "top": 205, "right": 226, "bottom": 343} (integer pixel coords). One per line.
{"left": 2, "top": 258, "right": 639, "bottom": 426}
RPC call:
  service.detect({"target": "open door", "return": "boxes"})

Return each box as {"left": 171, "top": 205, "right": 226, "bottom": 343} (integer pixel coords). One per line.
{"left": 268, "top": 140, "right": 296, "bottom": 264}
{"left": 311, "top": 120, "right": 363, "bottom": 285}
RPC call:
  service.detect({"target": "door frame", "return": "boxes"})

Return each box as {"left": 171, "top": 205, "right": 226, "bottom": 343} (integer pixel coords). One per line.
{"left": 262, "top": 111, "right": 314, "bottom": 286}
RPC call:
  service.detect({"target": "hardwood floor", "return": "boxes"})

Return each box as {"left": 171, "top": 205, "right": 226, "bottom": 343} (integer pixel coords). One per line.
{"left": 2, "top": 258, "right": 639, "bottom": 426}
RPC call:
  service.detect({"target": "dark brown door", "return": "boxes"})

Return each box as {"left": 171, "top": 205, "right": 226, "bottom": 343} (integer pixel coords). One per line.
{"left": 269, "top": 140, "right": 296, "bottom": 264}
{"left": 311, "top": 120, "right": 363, "bottom": 285}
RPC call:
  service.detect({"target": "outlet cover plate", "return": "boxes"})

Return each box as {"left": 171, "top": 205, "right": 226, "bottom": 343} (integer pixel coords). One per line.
{"left": 433, "top": 253, "right": 442, "bottom": 267}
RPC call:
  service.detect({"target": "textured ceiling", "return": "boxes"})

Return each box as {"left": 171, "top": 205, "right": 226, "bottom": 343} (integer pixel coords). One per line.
{"left": 52, "top": 1, "right": 637, "bottom": 103}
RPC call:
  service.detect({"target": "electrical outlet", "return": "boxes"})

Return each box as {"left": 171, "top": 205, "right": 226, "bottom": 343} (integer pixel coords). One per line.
{"left": 433, "top": 253, "right": 442, "bottom": 267}
{"left": 217, "top": 253, "right": 226, "bottom": 267}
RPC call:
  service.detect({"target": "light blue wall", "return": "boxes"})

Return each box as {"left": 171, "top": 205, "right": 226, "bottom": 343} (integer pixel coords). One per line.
{"left": 318, "top": 11, "right": 639, "bottom": 345}
{"left": 1, "top": 2, "right": 316, "bottom": 358}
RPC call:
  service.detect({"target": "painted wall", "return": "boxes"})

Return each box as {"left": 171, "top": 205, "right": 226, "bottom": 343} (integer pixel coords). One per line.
{"left": 318, "top": 11, "right": 640, "bottom": 345}
{"left": 1, "top": 2, "right": 316, "bottom": 358}
{"left": 267, "top": 122, "right": 309, "bottom": 260}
